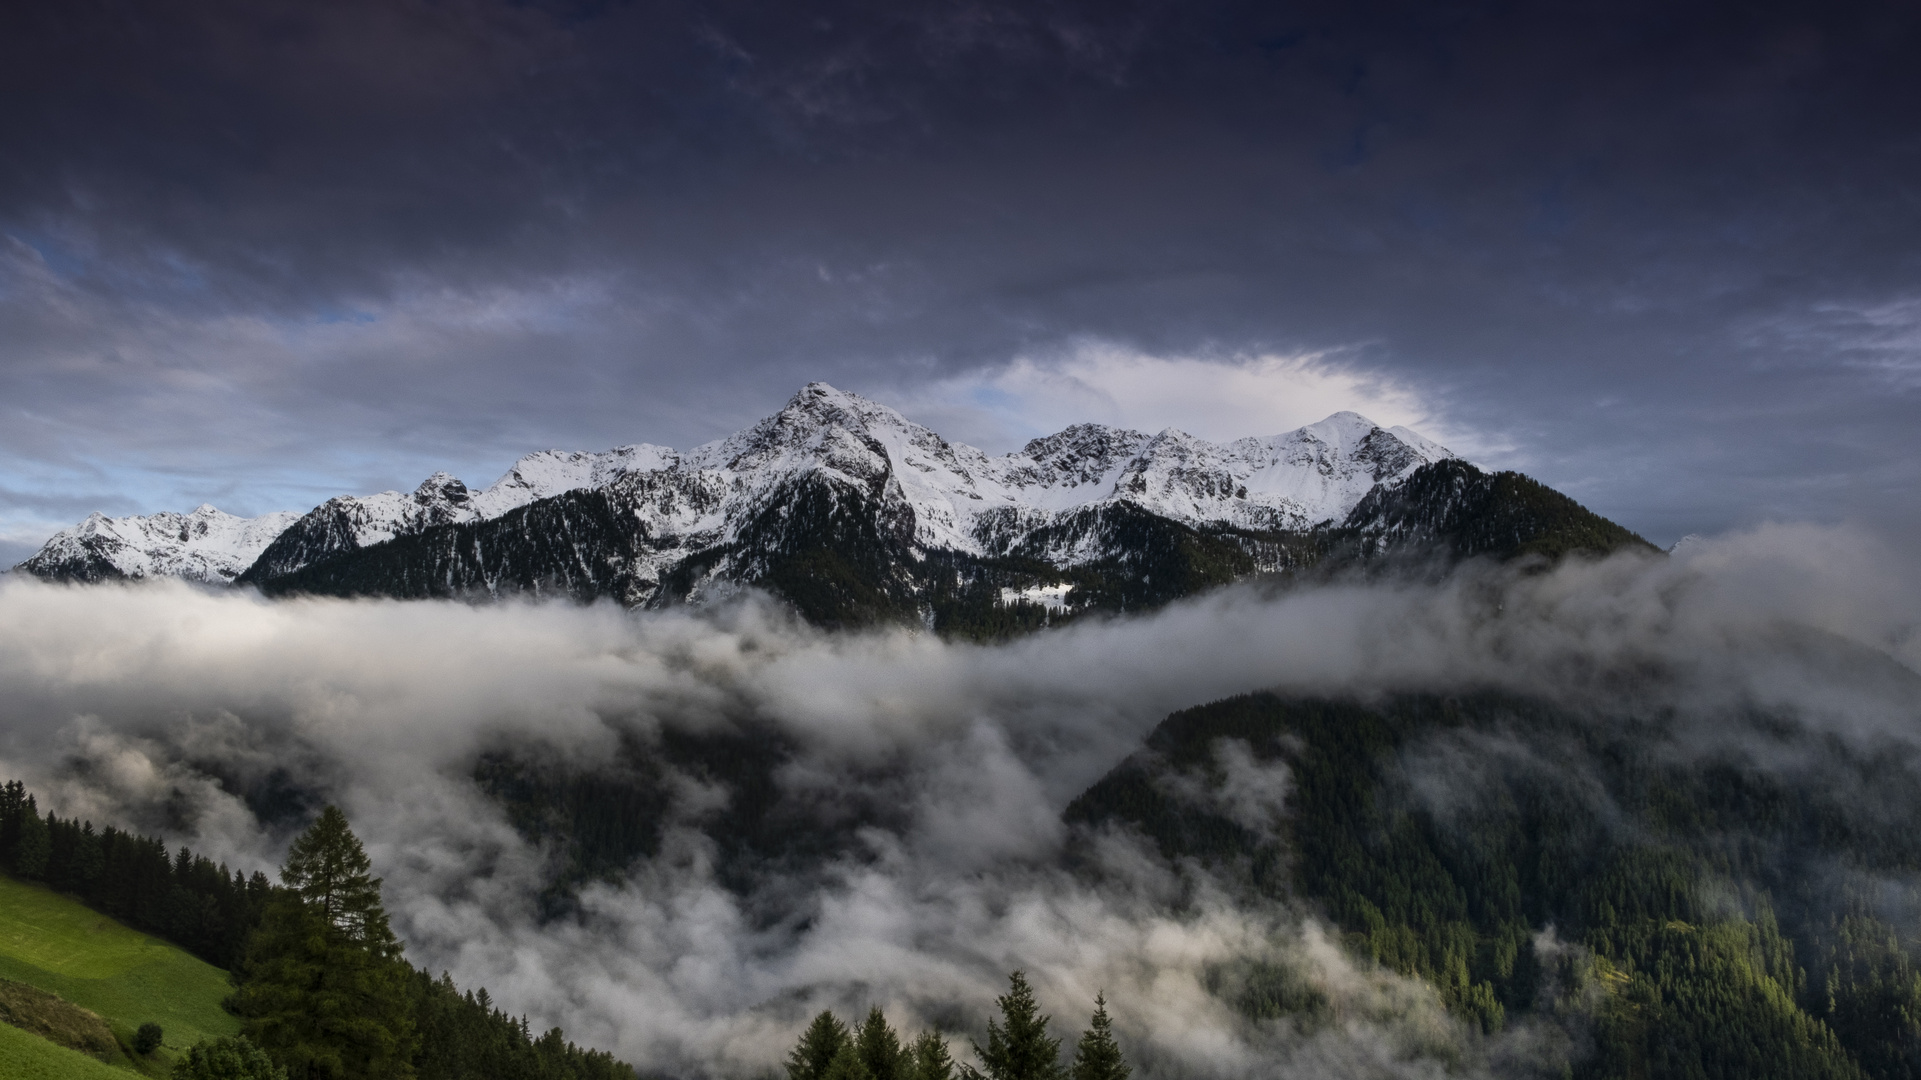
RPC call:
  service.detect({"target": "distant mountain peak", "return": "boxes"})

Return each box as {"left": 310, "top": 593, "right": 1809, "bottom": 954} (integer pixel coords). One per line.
{"left": 17, "top": 384, "right": 1487, "bottom": 615}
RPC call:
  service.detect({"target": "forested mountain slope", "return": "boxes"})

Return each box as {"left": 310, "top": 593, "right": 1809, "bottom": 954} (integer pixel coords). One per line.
{"left": 1066, "top": 686, "right": 1921, "bottom": 1080}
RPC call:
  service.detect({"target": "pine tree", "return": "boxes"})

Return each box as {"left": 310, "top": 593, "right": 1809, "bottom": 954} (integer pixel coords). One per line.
{"left": 279, "top": 805, "right": 399, "bottom": 956}
{"left": 1068, "top": 995, "right": 1127, "bottom": 1080}
{"left": 0, "top": 780, "right": 25, "bottom": 859}
{"left": 823, "top": 1043, "right": 874, "bottom": 1080}
{"left": 231, "top": 806, "right": 417, "bottom": 1080}
{"left": 909, "top": 1029, "right": 955, "bottom": 1080}
{"left": 857, "top": 1007, "right": 906, "bottom": 1080}
{"left": 970, "top": 973, "right": 1064, "bottom": 1080}
{"left": 787, "top": 1010, "right": 852, "bottom": 1080}
{"left": 16, "top": 804, "right": 49, "bottom": 879}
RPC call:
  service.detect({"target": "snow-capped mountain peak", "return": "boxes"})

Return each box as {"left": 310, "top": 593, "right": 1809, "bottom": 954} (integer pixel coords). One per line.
{"left": 16, "top": 384, "right": 1456, "bottom": 590}
{"left": 15, "top": 503, "right": 302, "bottom": 585}
{"left": 470, "top": 444, "right": 680, "bottom": 517}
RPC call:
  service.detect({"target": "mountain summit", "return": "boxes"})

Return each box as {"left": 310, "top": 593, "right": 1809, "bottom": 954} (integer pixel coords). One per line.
{"left": 15, "top": 384, "right": 1645, "bottom": 629}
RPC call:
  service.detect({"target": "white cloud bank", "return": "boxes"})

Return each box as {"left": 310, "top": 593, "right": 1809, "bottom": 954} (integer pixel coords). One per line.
{"left": 0, "top": 522, "right": 1916, "bottom": 1078}
{"left": 894, "top": 342, "right": 1496, "bottom": 459}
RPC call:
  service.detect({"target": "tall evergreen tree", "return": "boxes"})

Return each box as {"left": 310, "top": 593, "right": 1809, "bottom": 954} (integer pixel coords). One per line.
{"left": 279, "top": 805, "right": 400, "bottom": 956}
{"left": 822, "top": 1042, "right": 874, "bottom": 1080}
{"left": 15, "top": 804, "right": 49, "bottom": 878}
{"left": 970, "top": 973, "right": 1064, "bottom": 1080}
{"left": 1068, "top": 995, "right": 1127, "bottom": 1080}
{"left": 909, "top": 1029, "right": 955, "bottom": 1080}
{"left": 787, "top": 1010, "right": 852, "bottom": 1080}
{"left": 856, "top": 1006, "right": 906, "bottom": 1080}
{"left": 0, "top": 780, "right": 24, "bottom": 856}
{"left": 231, "top": 805, "right": 417, "bottom": 1080}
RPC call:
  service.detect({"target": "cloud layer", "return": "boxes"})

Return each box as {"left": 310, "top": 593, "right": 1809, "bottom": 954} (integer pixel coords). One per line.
{"left": 1, "top": 522, "right": 1917, "bottom": 1077}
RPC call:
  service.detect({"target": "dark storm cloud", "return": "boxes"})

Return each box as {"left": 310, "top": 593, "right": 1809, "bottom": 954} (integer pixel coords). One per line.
{"left": 2, "top": 0, "right": 1918, "bottom": 544}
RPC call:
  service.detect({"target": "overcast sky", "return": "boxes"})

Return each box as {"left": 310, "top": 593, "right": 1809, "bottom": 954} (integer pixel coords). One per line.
{"left": 3, "top": 0, "right": 1917, "bottom": 561}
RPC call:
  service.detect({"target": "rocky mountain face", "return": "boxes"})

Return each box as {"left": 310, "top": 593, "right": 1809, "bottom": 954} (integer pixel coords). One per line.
{"left": 15, "top": 383, "right": 1649, "bottom": 627}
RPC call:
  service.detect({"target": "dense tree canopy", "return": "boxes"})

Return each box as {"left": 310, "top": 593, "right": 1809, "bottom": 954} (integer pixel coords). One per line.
{"left": 171, "top": 1035, "right": 288, "bottom": 1080}
{"left": 1068, "top": 691, "right": 1921, "bottom": 1079}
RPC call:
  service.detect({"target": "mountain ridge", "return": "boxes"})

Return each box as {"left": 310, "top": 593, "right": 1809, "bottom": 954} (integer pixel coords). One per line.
{"left": 14, "top": 383, "right": 1649, "bottom": 626}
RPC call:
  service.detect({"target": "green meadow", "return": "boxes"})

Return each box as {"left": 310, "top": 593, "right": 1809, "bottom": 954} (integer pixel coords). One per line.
{"left": 0, "top": 1020, "right": 133, "bottom": 1080}
{"left": 0, "top": 872, "right": 241, "bottom": 1072}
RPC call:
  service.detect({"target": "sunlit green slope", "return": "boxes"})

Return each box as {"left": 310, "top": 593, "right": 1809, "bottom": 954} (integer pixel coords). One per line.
{"left": 0, "top": 872, "right": 240, "bottom": 1066}
{"left": 0, "top": 1021, "right": 132, "bottom": 1080}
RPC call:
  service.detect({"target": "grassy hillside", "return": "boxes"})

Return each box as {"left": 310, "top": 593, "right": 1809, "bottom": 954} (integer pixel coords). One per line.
{"left": 0, "top": 1021, "right": 131, "bottom": 1080}
{"left": 0, "top": 871, "right": 240, "bottom": 1065}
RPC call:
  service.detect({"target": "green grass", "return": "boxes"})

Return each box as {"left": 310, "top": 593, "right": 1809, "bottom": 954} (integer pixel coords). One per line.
{"left": 0, "top": 1020, "right": 132, "bottom": 1080}
{"left": 0, "top": 873, "right": 241, "bottom": 1062}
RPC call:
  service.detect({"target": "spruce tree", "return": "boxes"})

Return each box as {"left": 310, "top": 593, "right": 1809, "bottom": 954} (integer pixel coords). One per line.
{"left": 0, "top": 780, "right": 24, "bottom": 858}
{"left": 1068, "top": 995, "right": 1127, "bottom": 1080}
{"left": 279, "top": 805, "right": 400, "bottom": 956}
{"left": 822, "top": 1042, "right": 874, "bottom": 1080}
{"left": 856, "top": 1007, "right": 906, "bottom": 1080}
{"left": 909, "top": 1029, "right": 955, "bottom": 1080}
{"left": 231, "top": 805, "right": 417, "bottom": 1080}
{"left": 787, "top": 1010, "right": 851, "bottom": 1080}
{"left": 971, "top": 973, "right": 1064, "bottom": 1080}
{"left": 15, "top": 803, "right": 49, "bottom": 879}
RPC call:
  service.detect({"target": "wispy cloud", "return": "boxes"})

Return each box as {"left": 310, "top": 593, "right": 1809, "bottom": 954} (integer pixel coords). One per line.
{"left": 891, "top": 342, "right": 1499, "bottom": 458}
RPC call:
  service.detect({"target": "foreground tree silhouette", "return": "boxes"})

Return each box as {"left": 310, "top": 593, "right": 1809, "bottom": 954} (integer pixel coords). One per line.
{"left": 908, "top": 1029, "right": 956, "bottom": 1080}
{"left": 782, "top": 982, "right": 1093, "bottom": 1080}
{"left": 788, "top": 1010, "right": 853, "bottom": 1080}
{"left": 1068, "top": 995, "right": 1127, "bottom": 1080}
{"left": 230, "top": 806, "right": 417, "bottom": 1080}
{"left": 970, "top": 972, "right": 1065, "bottom": 1080}
{"left": 857, "top": 1006, "right": 907, "bottom": 1080}
{"left": 787, "top": 1009, "right": 960, "bottom": 1080}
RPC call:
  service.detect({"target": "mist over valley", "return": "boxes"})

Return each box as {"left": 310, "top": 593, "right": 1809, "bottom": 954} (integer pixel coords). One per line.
{"left": 4, "top": 518, "right": 1918, "bottom": 1078}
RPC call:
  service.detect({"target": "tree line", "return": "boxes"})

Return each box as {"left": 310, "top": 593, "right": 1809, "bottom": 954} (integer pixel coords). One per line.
{"left": 0, "top": 780, "right": 272, "bottom": 969}
{"left": 3, "top": 780, "right": 1137, "bottom": 1080}
{"left": 784, "top": 973, "right": 1128, "bottom": 1080}
{"left": 0, "top": 781, "right": 633, "bottom": 1080}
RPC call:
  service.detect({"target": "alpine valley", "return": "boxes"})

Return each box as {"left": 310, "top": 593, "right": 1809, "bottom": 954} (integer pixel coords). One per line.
{"left": 12, "top": 383, "right": 1647, "bottom": 631}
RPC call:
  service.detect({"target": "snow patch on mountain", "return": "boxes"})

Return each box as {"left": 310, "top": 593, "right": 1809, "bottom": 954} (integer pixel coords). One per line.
{"left": 643, "top": 383, "right": 1457, "bottom": 561}
{"left": 17, "top": 382, "right": 1456, "bottom": 585}
{"left": 468, "top": 445, "right": 679, "bottom": 518}
{"left": 1000, "top": 582, "right": 1076, "bottom": 611}
{"left": 16, "top": 505, "right": 302, "bottom": 584}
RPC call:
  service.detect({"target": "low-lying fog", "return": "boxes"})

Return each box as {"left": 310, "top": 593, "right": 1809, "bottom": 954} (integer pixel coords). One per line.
{"left": 2, "top": 523, "right": 1916, "bottom": 1079}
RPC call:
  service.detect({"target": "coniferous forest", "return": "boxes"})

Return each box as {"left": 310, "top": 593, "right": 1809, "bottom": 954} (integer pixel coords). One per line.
{"left": 0, "top": 783, "right": 634, "bottom": 1080}
{"left": 0, "top": 784, "right": 1129, "bottom": 1080}
{"left": 1069, "top": 691, "right": 1921, "bottom": 1080}
{"left": 12, "top": 679, "right": 1921, "bottom": 1078}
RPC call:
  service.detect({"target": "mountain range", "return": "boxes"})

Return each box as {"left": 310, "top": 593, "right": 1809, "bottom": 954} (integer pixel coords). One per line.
{"left": 13, "top": 383, "right": 1649, "bottom": 629}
